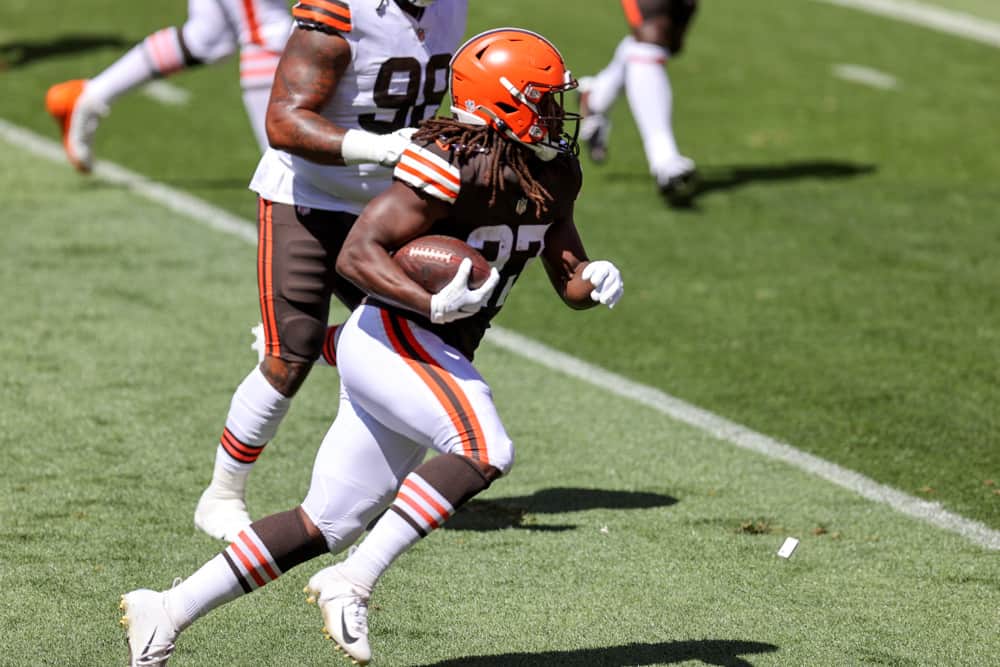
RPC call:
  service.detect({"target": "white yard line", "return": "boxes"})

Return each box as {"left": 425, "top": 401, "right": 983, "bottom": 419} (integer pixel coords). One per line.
{"left": 817, "top": 0, "right": 1000, "bottom": 47}
{"left": 832, "top": 63, "right": 900, "bottom": 89}
{"left": 3, "top": 119, "right": 998, "bottom": 552}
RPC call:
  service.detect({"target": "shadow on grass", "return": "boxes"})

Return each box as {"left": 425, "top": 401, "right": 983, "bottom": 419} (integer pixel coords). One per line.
{"left": 420, "top": 639, "right": 779, "bottom": 666}
{"left": 0, "top": 35, "right": 130, "bottom": 68}
{"left": 445, "top": 487, "right": 677, "bottom": 531}
{"left": 669, "top": 159, "right": 878, "bottom": 209}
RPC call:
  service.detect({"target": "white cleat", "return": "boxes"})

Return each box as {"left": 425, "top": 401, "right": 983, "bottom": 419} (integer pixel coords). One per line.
{"left": 577, "top": 76, "right": 611, "bottom": 164}
{"left": 120, "top": 589, "right": 179, "bottom": 666}
{"left": 193, "top": 484, "right": 251, "bottom": 542}
{"left": 66, "top": 93, "right": 107, "bottom": 174}
{"left": 44, "top": 79, "right": 108, "bottom": 173}
{"left": 305, "top": 565, "right": 372, "bottom": 665}
{"left": 655, "top": 155, "right": 699, "bottom": 206}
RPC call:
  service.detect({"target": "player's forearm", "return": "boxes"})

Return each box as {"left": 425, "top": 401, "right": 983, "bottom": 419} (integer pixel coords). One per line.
{"left": 558, "top": 263, "right": 600, "bottom": 310}
{"left": 337, "top": 242, "right": 432, "bottom": 316}
{"left": 264, "top": 27, "right": 351, "bottom": 163}
{"left": 265, "top": 107, "right": 348, "bottom": 165}
{"left": 542, "top": 225, "right": 596, "bottom": 309}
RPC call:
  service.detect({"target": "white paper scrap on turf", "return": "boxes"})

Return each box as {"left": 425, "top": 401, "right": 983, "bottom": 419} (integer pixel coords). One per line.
{"left": 1, "top": 116, "right": 998, "bottom": 553}
{"left": 777, "top": 537, "right": 800, "bottom": 559}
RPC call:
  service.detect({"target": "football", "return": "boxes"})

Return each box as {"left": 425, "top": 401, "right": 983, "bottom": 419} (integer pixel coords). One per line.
{"left": 393, "top": 235, "right": 491, "bottom": 294}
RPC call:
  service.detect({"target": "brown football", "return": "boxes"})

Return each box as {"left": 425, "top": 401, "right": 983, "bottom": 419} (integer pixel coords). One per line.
{"left": 393, "top": 235, "right": 492, "bottom": 293}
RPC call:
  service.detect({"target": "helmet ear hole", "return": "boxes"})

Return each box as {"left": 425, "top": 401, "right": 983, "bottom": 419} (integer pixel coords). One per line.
{"left": 495, "top": 102, "right": 517, "bottom": 113}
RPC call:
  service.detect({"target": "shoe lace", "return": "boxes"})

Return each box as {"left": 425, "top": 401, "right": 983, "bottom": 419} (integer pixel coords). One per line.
{"left": 71, "top": 98, "right": 108, "bottom": 146}
{"left": 344, "top": 593, "right": 369, "bottom": 637}
{"left": 76, "top": 103, "right": 105, "bottom": 140}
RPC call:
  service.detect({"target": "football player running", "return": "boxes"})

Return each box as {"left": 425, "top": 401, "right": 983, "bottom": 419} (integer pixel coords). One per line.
{"left": 191, "top": 0, "right": 468, "bottom": 544}
{"left": 120, "top": 27, "right": 623, "bottom": 666}
{"left": 45, "top": 0, "right": 292, "bottom": 172}
{"left": 579, "top": 0, "right": 699, "bottom": 205}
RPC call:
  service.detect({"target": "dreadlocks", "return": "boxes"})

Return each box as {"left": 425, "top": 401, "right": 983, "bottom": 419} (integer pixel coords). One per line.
{"left": 412, "top": 119, "right": 555, "bottom": 217}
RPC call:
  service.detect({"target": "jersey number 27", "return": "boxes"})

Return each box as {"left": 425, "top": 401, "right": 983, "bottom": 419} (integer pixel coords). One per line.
{"left": 467, "top": 224, "right": 549, "bottom": 308}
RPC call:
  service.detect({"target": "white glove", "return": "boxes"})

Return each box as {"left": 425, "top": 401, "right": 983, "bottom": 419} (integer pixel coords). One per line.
{"left": 581, "top": 260, "right": 623, "bottom": 308}
{"left": 340, "top": 127, "right": 416, "bottom": 167}
{"left": 429, "top": 258, "right": 501, "bottom": 324}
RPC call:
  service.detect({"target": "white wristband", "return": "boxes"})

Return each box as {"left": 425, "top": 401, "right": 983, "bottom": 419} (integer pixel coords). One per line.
{"left": 340, "top": 129, "right": 384, "bottom": 165}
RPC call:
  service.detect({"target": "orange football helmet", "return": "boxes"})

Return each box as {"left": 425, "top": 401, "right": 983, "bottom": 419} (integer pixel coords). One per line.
{"left": 450, "top": 28, "right": 580, "bottom": 160}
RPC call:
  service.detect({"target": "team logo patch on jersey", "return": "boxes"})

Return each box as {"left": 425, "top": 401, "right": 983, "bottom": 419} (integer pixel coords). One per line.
{"left": 515, "top": 198, "right": 528, "bottom": 215}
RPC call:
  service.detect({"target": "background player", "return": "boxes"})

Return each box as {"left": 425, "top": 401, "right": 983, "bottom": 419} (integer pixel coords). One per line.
{"left": 45, "top": 0, "right": 292, "bottom": 172}
{"left": 193, "top": 0, "right": 468, "bottom": 542}
{"left": 119, "top": 27, "right": 623, "bottom": 666}
{"left": 579, "top": 0, "right": 699, "bottom": 205}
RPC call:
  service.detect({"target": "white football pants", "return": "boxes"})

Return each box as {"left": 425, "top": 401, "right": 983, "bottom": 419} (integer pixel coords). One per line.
{"left": 182, "top": 0, "right": 291, "bottom": 149}
{"left": 301, "top": 304, "right": 515, "bottom": 551}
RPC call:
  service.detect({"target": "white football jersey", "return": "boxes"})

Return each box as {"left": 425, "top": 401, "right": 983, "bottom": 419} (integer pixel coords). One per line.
{"left": 250, "top": 0, "right": 467, "bottom": 214}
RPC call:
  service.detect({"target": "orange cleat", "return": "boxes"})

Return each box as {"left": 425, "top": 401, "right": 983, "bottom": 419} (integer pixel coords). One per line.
{"left": 45, "top": 79, "right": 106, "bottom": 173}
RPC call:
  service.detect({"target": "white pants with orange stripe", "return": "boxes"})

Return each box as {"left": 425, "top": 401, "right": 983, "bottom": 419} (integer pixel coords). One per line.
{"left": 301, "top": 304, "right": 514, "bottom": 549}
{"left": 181, "top": 0, "right": 290, "bottom": 64}
{"left": 181, "top": 0, "right": 291, "bottom": 149}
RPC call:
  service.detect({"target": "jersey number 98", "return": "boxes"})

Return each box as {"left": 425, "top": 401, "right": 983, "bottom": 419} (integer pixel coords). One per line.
{"left": 359, "top": 55, "right": 452, "bottom": 133}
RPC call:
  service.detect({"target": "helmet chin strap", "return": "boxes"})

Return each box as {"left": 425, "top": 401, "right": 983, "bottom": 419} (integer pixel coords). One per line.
{"left": 451, "top": 106, "right": 488, "bottom": 127}
{"left": 530, "top": 143, "right": 559, "bottom": 162}
{"left": 451, "top": 106, "right": 559, "bottom": 162}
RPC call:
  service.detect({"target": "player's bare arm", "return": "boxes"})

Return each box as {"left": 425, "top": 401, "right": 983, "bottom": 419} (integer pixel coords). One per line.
{"left": 265, "top": 27, "right": 352, "bottom": 164}
{"left": 337, "top": 182, "right": 448, "bottom": 315}
{"left": 541, "top": 213, "right": 601, "bottom": 309}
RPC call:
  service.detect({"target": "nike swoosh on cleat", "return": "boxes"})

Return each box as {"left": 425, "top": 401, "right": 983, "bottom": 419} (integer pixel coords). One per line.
{"left": 142, "top": 626, "right": 158, "bottom": 657}
{"left": 340, "top": 609, "right": 359, "bottom": 644}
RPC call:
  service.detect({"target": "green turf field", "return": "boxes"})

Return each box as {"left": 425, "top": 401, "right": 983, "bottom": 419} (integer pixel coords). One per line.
{"left": 2, "top": 0, "right": 999, "bottom": 665}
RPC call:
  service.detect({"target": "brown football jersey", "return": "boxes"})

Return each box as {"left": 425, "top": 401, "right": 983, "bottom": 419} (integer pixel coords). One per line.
{"left": 389, "top": 136, "right": 583, "bottom": 359}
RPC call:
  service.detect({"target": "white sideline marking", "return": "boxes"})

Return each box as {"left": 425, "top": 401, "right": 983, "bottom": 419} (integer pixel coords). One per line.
{"left": 2, "top": 117, "right": 998, "bottom": 552}
{"left": 833, "top": 63, "right": 899, "bottom": 90}
{"left": 141, "top": 81, "right": 191, "bottom": 106}
{"left": 488, "top": 329, "right": 1000, "bottom": 551}
{"left": 817, "top": 0, "right": 1000, "bottom": 48}
{"left": 0, "top": 120, "right": 257, "bottom": 245}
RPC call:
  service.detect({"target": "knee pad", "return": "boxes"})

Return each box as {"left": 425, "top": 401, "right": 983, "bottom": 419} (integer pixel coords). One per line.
{"left": 279, "top": 313, "right": 326, "bottom": 363}
{"left": 302, "top": 479, "right": 397, "bottom": 554}
{"left": 486, "top": 437, "right": 514, "bottom": 477}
